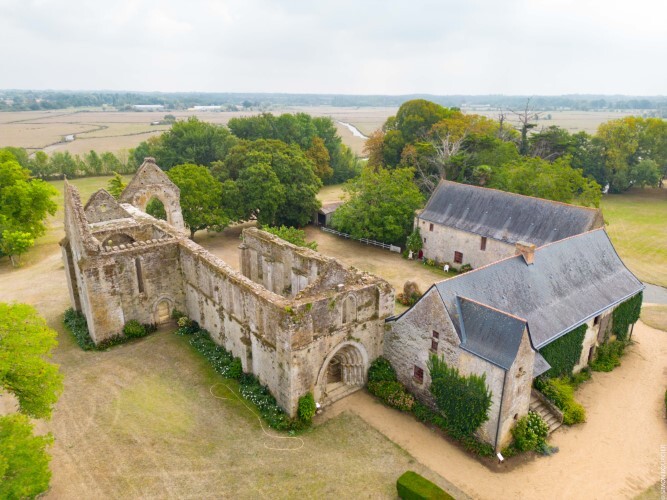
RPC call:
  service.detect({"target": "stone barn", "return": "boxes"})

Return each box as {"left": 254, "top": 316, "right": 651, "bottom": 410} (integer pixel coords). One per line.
{"left": 416, "top": 180, "right": 604, "bottom": 269}
{"left": 384, "top": 229, "right": 643, "bottom": 451}
{"left": 61, "top": 158, "right": 394, "bottom": 416}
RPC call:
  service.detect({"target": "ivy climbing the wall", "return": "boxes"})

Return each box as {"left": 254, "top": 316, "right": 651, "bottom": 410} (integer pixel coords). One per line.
{"left": 538, "top": 324, "right": 587, "bottom": 378}
{"left": 612, "top": 291, "right": 643, "bottom": 341}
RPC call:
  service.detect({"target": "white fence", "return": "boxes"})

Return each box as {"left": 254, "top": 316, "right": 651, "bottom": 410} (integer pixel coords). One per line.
{"left": 321, "top": 226, "right": 401, "bottom": 253}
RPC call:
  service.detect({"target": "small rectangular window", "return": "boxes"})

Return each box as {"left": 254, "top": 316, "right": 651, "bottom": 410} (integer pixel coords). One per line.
{"left": 432, "top": 330, "right": 440, "bottom": 339}
{"left": 423, "top": 237, "right": 426, "bottom": 243}
{"left": 480, "top": 236, "right": 487, "bottom": 251}
{"left": 454, "top": 251, "right": 463, "bottom": 264}
{"left": 594, "top": 315, "right": 601, "bottom": 325}
{"left": 429, "top": 223, "right": 434, "bottom": 232}
{"left": 431, "top": 339, "right": 438, "bottom": 351}
{"left": 413, "top": 365, "right": 424, "bottom": 384}
{"left": 135, "top": 258, "right": 144, "bottom": 294}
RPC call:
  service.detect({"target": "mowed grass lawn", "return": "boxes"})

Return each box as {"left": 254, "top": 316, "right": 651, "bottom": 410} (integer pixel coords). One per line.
{"left": 601, "top": 187, "right": 667, "bottom": 288}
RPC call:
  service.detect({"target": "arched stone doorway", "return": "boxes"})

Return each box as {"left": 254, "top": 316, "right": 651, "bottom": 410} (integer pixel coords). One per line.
{"left": 153, "top": 298, "right": 172, "bottom": 325}
{"left": 316, "top": 341, "right": 368, "bottom": 407}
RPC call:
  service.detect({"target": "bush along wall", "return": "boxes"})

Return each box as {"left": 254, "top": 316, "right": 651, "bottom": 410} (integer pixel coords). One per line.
{"left": 612, "top": 291, "right": 643, "bottom": 341}
{"left": 538, "top": 324, "right": 587, "bottom": 378}
{"left": 366, "top": 357, "right": 494, "bottom": 458}
{"left": 63, "top": 308, "right": 155, "bottom": 350}
{"left": 174, "top": 315, "right": 307, "bottom": 432}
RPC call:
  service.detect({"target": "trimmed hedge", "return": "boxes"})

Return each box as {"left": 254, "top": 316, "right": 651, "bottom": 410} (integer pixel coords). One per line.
{"left": 396, "top": 471, "right": 452, "bottom": 500}
{"left": 612, "top": 292, "right": 643, "bottom": 341}
{"left": 539, "top": 324, "right": 587, "bottom": 378}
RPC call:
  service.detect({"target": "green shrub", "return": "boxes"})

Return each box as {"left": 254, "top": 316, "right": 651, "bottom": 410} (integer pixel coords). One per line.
{"left": 171, "top": 309, "right": 186, "bottom": 320}
{"left": 590, "top": 340, "right": 625, "bottom": 372}
{"left": 612, "top": 292, "right": 642, "bottom": 341}
{"left": 298, "top": 393, "right": 316, "bottom": 424}
{"left": 511, "top": 411, "right": 549, "bottom": 452}
{"left": 123, "top": 320, "right": 147, "bottom": 339}
{"left": 63, "top": 308, "right": 96, "bottom": 351}
{"left": 406, "top": 228, "right": 423, "bottom": 254}
{"left": 569, "top": 367, "right": 591, "bottom": 388}
{"left": 63, "top": 308, "right": 125, "bottom": 350}
{"left": 367, "top": 357, "right": 398, "bottom": 383}
{"left": 368, "top": 381, "right": 415, "bottom": 411}
{"left": 396, "top": 471, "right": 452, "bottom": 500}
{"left": 538, "top": 324, "right": 587, "bottom": 378}
{"left": 427, "top": 355, "right": 492, "bottom": 436}
{"left": 459, "top": 264, "right": 472, "bottom": 273}
{"left": 534, "top": 377, "right": 586, "bottom": 425}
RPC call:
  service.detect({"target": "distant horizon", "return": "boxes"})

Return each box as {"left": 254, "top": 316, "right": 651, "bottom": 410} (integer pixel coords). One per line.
{"left": 2, "top": 89, "right": 667, "bottom": 99}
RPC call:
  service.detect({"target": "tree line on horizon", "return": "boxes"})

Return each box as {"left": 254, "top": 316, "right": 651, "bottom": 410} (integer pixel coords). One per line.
{"left": 2, "top": 89, "right": 667, "bottom": 114}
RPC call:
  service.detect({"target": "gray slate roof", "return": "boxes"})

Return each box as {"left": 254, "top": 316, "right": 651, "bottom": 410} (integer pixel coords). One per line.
{"left": 435, "top": 229, "right": 644, "bottom": 349}
{"left": 419, "top": 181, "right": 602, "bottom": 246}
{"left": 457, "top": 297, "right": 526, "bottom": 370}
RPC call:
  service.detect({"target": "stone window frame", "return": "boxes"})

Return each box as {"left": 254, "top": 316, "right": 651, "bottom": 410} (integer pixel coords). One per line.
{"left": 431, "top": 330, "right": 439, "bottom": 352}
{"left": 429, "top": 223, "right": 434, "bottom": 232}
{"left": 454, "top": 251, "right": 463, "bottom": 264}
{"left": 413, "top": 365, "right": 424, "bottom": 384}
{"left": 480, "top": 236, "right": 487, "bottom": 251}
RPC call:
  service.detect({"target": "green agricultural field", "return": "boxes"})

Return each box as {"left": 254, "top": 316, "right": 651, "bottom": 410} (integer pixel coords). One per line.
{"left": 601, "top": 187, "right": 667, "bottom": 288}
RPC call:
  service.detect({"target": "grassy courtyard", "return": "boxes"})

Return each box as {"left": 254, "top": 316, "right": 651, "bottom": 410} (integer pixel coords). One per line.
{"left": 601, "top": 187, "right": 667, "bottom": 288}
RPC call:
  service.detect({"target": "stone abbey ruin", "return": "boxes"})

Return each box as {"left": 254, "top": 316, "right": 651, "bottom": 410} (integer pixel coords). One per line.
{"left": 61, "top": 158, "right": 394, "bottom": 416}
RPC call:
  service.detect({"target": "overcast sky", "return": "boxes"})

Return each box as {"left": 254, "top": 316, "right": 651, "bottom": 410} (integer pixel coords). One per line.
{"left": 1, "top": 0, "right": 665, "bottom": 95}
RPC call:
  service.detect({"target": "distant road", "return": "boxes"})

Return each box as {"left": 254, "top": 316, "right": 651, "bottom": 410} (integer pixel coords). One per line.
{"left": 643, "top": 283, "right": 667, "bottom": 304}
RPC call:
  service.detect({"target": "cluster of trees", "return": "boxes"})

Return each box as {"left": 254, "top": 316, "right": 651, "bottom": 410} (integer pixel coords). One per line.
{"left": 365, "top": 99, "right": 666, "bottom": 201}
{"left": 130, "top": 115, "right": 360, "bottom": 238}
{"left": 0, "top": 303, "right": 64, "bottom": 497}
{"left": 0, "top": 149, "right": 58, "bottom": 266}
{"left": 332, "top": 99, "right": 666, "bottom": 246}
{"left": 3, "top": 147, "right": 136, "bottom": 180}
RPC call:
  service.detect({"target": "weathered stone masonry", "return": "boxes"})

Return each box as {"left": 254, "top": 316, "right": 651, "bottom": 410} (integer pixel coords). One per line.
{"left": 61, "top": 159, "right": 394, "bottom": 416}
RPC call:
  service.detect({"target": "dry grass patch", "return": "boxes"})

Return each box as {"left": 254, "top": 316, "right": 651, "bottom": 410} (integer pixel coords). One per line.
{"left": 641, "top": 305, "right": 667, "bottom": 332}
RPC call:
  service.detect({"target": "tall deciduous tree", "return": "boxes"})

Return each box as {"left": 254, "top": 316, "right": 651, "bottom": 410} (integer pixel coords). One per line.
{"left": 0, "top": 303, "right": 63, "bottom": 419}
{"left": 490, "top": 156, "right": 602, "bottom": 207}
{"left": 135, "top": 117, "right": 237, "bottom": 170}
{"left": 106, "top": 172, "right": 126, "bottom": 199}
{"left": 0, "top": 303, "right": 62, "bottom": 497}
{"left": 0, "top": 152, "right": 57, "bottom": 264}
{"left": 332, "top": 167, "right": 423, "bottom": 244}
{"left": 166, "top": 164, "right": 229, "bottom": 238}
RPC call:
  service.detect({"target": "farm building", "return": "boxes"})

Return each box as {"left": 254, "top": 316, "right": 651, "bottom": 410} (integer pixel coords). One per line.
{"left": 416, "top": 180, "right": 604, "bottom": 269}
{"left": 384, "top": 229, "right": 643, "bottom": 450}
{"left": 314, "top": 201, "right": 343, "bottom": 226}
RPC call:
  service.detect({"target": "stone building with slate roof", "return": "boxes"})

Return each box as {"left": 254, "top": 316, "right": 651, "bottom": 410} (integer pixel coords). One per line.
{"left": 416, "top": 180, "right": 604, "bottom": 269}
{"left": 385, "top": 229, "right": 643, "bottom": 450}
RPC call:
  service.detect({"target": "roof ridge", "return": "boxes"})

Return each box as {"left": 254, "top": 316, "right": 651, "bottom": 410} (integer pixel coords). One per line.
{"left": 439, "top": 180, "right": 600, "bottom": 214}
{"left": 458, "top": 295, "right": 528, "bottom": 323}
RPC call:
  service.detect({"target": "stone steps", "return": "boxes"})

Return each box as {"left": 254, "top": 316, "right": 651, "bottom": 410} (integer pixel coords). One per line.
{"left": 530, "top": 395, "right": 562, "bottom": 434}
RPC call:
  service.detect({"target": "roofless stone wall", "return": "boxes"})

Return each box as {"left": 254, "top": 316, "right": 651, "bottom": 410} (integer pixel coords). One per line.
{"left": 62, "top": 165, "right": 394, "bottom": 417}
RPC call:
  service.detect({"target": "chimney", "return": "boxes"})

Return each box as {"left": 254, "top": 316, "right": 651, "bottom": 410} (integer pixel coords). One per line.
{"left": 515, "top": 241, "right": 536, "bottom": 265}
